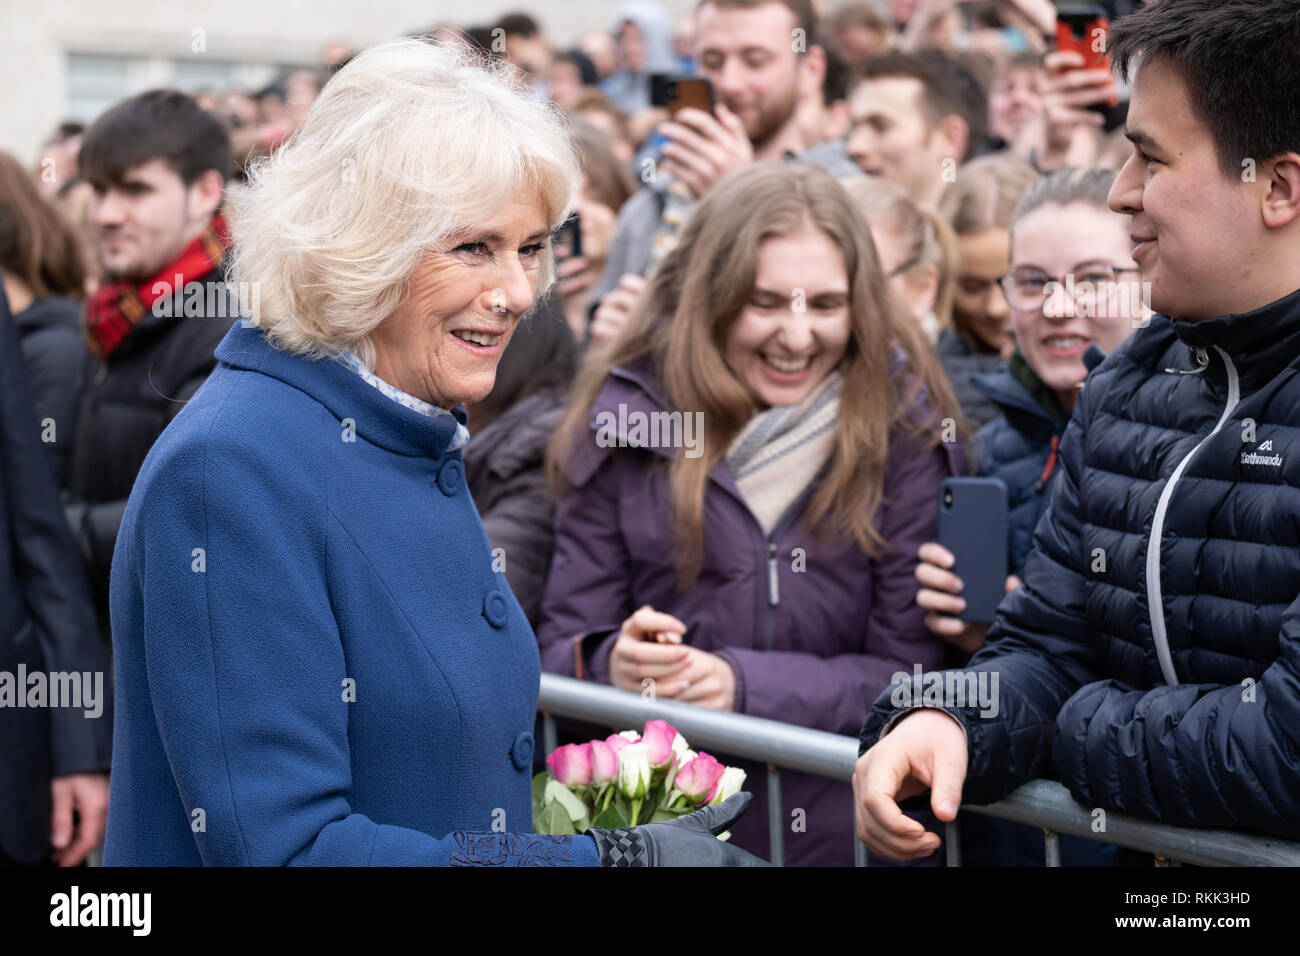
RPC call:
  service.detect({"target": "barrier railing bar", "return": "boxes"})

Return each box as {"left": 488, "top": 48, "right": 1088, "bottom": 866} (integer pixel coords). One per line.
{"left": 539, "top": 674, "right": 1300, "bottom": 867}
{"left": 1043, "top": 828, "right": 1061, "bottom": 867}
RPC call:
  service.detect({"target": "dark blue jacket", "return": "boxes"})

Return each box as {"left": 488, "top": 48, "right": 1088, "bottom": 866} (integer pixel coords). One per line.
{"left": 937, "top": 330, "right": 1004, "bottom": 432}
{"left": 104, "top": 322, "right": 599, "bottom": 866}
{"left": 0, "top": 290, "right": 110, "bottom": 863}
{"left": 862, "top": 288, "right": 1300, "bottom": 839}
{"left": 970, "top": 365, "right": 1069, "bottom": 577}
{"left": 15, "top": 296, "right": 85, "bottom": 488}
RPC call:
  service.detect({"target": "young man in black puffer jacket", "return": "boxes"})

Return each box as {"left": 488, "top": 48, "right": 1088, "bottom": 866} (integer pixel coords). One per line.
{"left": 854, "top": 0, "right": 1300, "bottom": 859}
{"left": 64, "top": 91, "right": 237, "bottom": 634}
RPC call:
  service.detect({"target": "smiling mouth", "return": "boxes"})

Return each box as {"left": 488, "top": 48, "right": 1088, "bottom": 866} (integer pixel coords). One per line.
{"left": 762, "top": 353, "right": 812, "bottom": 374}
{"left": 451, "top": 329, "right": 504, "bottom": 346}
{"left": 1043, "top": 335, "right": 1089, "bottom": 351}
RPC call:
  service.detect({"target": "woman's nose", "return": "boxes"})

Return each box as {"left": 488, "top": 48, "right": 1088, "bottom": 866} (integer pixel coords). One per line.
{"left": 985, "top": 286, "right": 1011, "bottom": 322}
{"left": 489, "top": 256, "right": 536, "bottom": 316}
{"left": 776, "top": 312, "right": 814, "bottom": 352}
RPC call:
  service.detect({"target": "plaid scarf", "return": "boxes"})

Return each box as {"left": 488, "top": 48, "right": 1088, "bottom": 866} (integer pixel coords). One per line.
{"left": 83, "top": 214, "right": 231, "bottom": 360}
{"left": 725, "top": 369, "right": 844, "bottom": 535}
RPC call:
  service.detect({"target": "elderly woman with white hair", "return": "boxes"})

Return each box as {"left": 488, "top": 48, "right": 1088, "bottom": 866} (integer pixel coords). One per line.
{"left": 102, "top": 39, "right": 760, "bottom": 867}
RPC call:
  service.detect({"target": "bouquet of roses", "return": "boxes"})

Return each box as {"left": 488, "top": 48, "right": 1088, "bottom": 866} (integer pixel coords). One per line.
{"left": 532, "top": 719, "right": 746, "bottom": 836}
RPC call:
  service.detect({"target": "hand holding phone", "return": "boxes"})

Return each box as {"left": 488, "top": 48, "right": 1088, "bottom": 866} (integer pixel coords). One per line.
{"left": 650, "top": 73, "right": 716, "bottom": 118}
{"left": 1054, "top": 4, "right": 1119, "bottom": 109}
{"left": 935, "top": 478, "right": 1009, "bottom": 624}
{"left": 648, "top": 73, "right": 751, "bottom": 199}
{"left": 1036, "top": 47, "right": 1116, "bottom": 171}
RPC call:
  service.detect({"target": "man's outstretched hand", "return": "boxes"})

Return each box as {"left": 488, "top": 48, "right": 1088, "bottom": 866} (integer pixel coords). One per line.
{"left": 852, "top": 709, "right": 968, "bottom": 860}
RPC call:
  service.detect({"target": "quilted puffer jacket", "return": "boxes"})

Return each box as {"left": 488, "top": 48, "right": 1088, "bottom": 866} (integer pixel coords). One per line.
{"left": 861, "top": 287, "right": 1300, "bottom": 839}
{"left": 969, "top": 359, "right": 1070, "bottom": 577}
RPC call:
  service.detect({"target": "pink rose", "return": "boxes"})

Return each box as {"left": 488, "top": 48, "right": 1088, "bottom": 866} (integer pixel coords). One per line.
{"left": 673, "top": 752, "right": 725, "bottom": 803}
{"left": 546, "top": 742, "right": 593, "bottom": 788}
{"left": 590, "top": 739, "right": 619, "bottom": 786}
{"left": 605, "top": 733, "right": 637, "bottom": 754}
{"left": 642, "top": 719, "right": 679, "bottom": 769}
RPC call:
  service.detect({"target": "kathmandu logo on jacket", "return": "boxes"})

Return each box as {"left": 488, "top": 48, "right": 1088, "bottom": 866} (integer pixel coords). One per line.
{"left": 1241, "top": 438, "right": 1283, "bottom": 467}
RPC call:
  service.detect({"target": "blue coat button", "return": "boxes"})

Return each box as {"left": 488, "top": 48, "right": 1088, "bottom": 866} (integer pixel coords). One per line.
{"left": 511, "top": 731, "right": 534, "bottom": 770}
{"left": 436, "top": 459, "right": 463, "bottom": 496}
{"left": 483, "top": 589, "right": 509, "bottom": 628}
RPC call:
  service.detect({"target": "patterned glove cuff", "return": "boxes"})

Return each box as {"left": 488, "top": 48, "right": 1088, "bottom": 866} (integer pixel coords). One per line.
{"left": 588, "top": 827, "right": 650, "bottom": 867}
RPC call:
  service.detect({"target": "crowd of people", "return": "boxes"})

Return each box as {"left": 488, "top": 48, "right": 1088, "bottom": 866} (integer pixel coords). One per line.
{"left": 2, "top": 0, "right": 1297, "bottom": 869}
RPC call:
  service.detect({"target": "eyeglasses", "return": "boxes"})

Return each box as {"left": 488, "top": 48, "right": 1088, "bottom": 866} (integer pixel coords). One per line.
{"left": 998, "top": 265, "right": 1143, "bottom": 311}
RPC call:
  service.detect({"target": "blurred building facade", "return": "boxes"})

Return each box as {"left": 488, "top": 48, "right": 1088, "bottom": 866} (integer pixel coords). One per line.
{"left": 0, "top": 0, "right": 694, "bottom": 164}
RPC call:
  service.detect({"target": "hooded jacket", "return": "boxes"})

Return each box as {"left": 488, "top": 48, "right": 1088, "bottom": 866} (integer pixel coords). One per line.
{"left": 600, "top": 1, "right": 680, "bottom": 114}
{"left": 861, "top": 289, "right": 1300, "bottom": 840}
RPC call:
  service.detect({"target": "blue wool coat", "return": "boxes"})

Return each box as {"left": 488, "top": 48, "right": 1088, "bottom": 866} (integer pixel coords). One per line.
{"left": 103, "top": 322, "right": 600, "bottom": 866}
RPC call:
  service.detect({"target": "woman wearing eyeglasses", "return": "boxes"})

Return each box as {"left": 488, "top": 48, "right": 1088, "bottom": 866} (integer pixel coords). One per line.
{"left": 912, "top": 166, "right": 1143, "bottom": 867}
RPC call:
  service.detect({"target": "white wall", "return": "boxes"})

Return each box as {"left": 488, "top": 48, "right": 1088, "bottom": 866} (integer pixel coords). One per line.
{"left": 0, "top": 0, "right": 697, "bottom": 164}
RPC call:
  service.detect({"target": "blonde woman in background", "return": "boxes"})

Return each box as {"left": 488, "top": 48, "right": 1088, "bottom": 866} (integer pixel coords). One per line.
{"left": 842, "top": 174, "right": 957, "bottom": 343}
{"left": 936, "top": 151, "right": 1038, "bottom": 429}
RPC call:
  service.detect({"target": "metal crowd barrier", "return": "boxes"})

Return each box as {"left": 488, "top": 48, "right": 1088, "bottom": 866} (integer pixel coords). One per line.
{"left": 538, "top": 673, "right": 1300, "bottom": 867}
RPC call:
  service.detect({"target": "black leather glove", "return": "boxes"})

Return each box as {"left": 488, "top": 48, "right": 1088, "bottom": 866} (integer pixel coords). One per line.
{"left": 587, "top": 792, "right": 769, "bottom": 867}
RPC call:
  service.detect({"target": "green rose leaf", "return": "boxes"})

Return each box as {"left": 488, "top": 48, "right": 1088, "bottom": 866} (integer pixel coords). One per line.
{"left": 538, "top": 800, "right": 576, "bottom": 836}
{"left": 590, "top": 805, "right": 629, "bottom": 830}
{"left": 544, "top": 779, "right": 589, "bottom": 823}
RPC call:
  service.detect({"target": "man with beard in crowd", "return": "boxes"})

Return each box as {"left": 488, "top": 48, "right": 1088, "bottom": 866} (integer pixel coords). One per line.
{"left": 588, "top": 0, "right": 859, "bottom": 346}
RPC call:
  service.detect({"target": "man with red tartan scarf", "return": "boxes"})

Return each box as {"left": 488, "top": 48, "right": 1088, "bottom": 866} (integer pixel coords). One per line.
{"left": 64, "top": 90, "right": 237, "bottom": 640}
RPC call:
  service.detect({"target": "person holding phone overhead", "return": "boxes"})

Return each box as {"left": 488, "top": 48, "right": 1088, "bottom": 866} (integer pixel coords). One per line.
{"left": 1029, "top": 4, "right": 1126, "bottom": 174}
{"left": 538, "top": 161, "right": 967, "bottom": 866}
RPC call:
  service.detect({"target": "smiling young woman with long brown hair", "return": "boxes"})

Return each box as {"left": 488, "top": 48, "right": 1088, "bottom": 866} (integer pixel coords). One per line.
{"left": 537, "top": 160, "right": 968, "bottom": 866}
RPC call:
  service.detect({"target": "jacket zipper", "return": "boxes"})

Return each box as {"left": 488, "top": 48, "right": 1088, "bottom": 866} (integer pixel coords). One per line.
{"left": 758, "top": 475, "right": 825, "bottom": 651}
{"left": 1145, "top": 345, "right": 1239, "bottom": 686}
{"left": 766, "top": 542, "right": 779, "bottom": 608}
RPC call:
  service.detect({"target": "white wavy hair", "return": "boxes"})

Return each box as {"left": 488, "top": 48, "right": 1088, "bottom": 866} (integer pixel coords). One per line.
{"left": 229, "top": 37, "right": 580, "bottom": 369}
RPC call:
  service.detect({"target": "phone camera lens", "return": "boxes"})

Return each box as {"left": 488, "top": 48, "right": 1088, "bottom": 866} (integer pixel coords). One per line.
{"left": 666, "top": 82, "right": 677, "bottom": 98}
{"left": 942, "top": 490, "right": 954, "bottom": 508}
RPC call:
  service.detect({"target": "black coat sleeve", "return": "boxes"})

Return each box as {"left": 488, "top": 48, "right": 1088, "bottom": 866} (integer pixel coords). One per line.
{"left": 17, "top": 321, "right": 85, "bottom": 489}
{"left": 1, "top": 302, "right": 112, "bottom": 778}
{"left": 859, "top": 360, "right": 1109, "bottom": 805}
